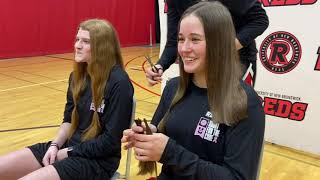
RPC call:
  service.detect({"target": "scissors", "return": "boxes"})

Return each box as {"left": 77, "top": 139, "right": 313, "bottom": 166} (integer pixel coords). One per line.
{"left": 144, "top": 55, "right": 160, "bottom": 72}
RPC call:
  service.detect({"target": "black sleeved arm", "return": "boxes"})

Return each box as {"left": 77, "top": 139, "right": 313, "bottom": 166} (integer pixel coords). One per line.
{"left": 157, "top": 3, "right": 180, "bottom": 71}
{"left": 69, "top": 78, "right": 134, "bottom": 158}
{"left": 63, "top": 73, "right": 74, "bottom": 123}
{"left": 221, "top": 0, "right": 256, "bottom": 16}
{"left": 236, "top": 1, "right": 269, "bottom": 48}
{"left": 158, "top": 87, "right": 265, "bottom": 180}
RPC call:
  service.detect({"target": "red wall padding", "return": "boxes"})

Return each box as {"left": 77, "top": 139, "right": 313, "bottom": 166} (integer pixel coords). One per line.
{"left": 0, "top": 0, "right": 155, "bottom": 59}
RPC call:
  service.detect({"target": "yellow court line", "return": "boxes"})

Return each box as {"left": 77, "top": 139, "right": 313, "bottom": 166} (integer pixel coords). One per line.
{"left": 0, "top": 79, "right": 68, "bottom": 93}
{"left": 128, "top": 66, "right": 142, "bottom": 69}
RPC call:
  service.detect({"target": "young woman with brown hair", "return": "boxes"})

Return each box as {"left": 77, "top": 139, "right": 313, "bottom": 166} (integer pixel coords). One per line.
{"left": 0, "top": 19, "right": 134, "bottom": 180}
{"left": 122, "top": 2, "right": 265, "bottom": 179}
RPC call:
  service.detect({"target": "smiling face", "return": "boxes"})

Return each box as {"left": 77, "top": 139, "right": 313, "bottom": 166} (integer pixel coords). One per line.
{"left": 178, "top": 14, "right": 206, "bottom": 78}
{"left": 74, "top": 28, "right": 91, "bottom": 63}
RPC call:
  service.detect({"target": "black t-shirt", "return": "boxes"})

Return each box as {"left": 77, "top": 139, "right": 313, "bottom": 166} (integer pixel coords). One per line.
{"left": 152, "top": 77, "right": 265, "bottom": 180}
{"left": 62, "top": 65, "right": 134, "bottom": 169}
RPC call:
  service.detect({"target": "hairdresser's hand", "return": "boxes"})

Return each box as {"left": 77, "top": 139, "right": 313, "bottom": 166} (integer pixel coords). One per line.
{"left": 134, "top": 133, "right": 169, "bottom": 162}
{"left": 235, "top": 38, "right": 243, "bottom": 50}
{"left": 56, "top": 148, "right": 68, "bottom": 161}
{"left": 42, "top": 146, "right": 59, "bottom": 166}
{"left": 145, "top": 64, "right": 163, "bottom": 86}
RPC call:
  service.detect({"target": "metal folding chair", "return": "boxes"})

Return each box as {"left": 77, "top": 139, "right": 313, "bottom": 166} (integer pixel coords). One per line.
{"left": 256, "top": 141, "right": 265, "bottom": 180}
{"left": 111, "top": 98, "right": 136, "bottom": 180}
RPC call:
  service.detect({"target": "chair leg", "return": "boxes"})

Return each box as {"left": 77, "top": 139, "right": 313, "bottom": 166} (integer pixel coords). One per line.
{"left": 111, "top": 172, "right": 120, "bottom": 180}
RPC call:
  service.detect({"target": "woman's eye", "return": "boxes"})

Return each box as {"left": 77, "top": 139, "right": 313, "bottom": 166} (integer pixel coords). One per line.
{"left": 178, "top": 38, "right": 185, "bottom": 42}
{"left": 192, "top": 38, "right": 200, "bottom": 42}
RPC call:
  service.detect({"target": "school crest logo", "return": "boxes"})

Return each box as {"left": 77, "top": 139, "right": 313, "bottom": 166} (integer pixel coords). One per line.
{"left": 259, "top": 31, "right": 302, "bottom": 74}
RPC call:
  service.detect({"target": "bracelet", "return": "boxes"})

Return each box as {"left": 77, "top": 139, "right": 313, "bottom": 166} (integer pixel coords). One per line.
{"left": 50, "top": 142, "right": 60, "bottom": 150}
{"left": 67, "top": 146, "right": 74, "bottom": 157}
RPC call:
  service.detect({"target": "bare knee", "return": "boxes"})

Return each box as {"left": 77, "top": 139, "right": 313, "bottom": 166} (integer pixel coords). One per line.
{"left": 0, "top": 155, "right": 9, "bottom": 175}
{"left": 0, "top": 148, "right": 41, "bottom": 179}
{"left": 19, "top": 165, "right": 60, "bottom": 180}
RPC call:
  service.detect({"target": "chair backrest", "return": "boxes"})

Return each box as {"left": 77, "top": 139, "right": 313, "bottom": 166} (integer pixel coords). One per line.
{"left": 255, "top": 141, "right": 264, "bottom": 180}
{"left": 124, "top": 97, "right": 136, "bottom": 180}
{"left": 111, "top": 97, "right": 136, "bottom": 180}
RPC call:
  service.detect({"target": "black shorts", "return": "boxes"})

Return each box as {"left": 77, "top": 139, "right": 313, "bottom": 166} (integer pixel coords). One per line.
{"left": 28, "top": 142, "right": 113, "bottom": 180}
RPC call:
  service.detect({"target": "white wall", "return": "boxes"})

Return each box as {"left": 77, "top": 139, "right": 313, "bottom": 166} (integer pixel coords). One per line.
{"left": 255, "top": 2, "right": 320, "bottom": 155}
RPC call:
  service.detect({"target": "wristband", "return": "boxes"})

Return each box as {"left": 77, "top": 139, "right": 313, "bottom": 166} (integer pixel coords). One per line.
{"left": 50, "top": 142, "right": 60, "bottom": 150}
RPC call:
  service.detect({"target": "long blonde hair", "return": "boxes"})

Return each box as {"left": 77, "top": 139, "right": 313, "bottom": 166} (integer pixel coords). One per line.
{"left": 158, "top": 1, "right": 248, "bottom": 133}
{"left": 69, "top": 19, "right": 124, "bottom": 141}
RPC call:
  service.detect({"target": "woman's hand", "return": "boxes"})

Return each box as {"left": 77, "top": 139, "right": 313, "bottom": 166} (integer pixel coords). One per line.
{"left": 56, "top": 148, "right": 68, "bottom": 161}
{"left": 146, "top": 123, "right": 157, "bottom": 134}
{"left": 122, "top": 122, "right": 158, "bottom": 149}
{"left": 121, "top": 124, "right": 142, "bottom": 150}
{"left": 133, "top": 133, "right": 169, "bottom": 162}
{"left": 145, "top": 64, "right": 163, "bottom": 86}
{"left": 42, "top": 146, "right": 59, "bottom": 166}
{"left": 122, "top": 128, "right": 136, "bottom": 150}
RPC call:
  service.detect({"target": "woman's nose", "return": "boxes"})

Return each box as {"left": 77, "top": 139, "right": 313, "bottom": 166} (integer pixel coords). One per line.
{"left": 181, "top": 40, "right": 191, "bottom": 52}
{"left": 75, "top": 40, "right": 82, "bottom": 49}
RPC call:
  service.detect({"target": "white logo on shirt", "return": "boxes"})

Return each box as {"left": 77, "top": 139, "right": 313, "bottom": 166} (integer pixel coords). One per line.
{"left": 90, "top": 100, "right": 105, "bottom": 113}
{"left": 194, "top": 115, "right": 220, "bottom": 143}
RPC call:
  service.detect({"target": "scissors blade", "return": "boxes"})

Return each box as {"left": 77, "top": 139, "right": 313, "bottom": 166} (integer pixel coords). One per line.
{"left": 144, "top": 55, "right": 154, "bottom": 67}
{"left": 144, "top": 55, "right": 159, "bottom": 72}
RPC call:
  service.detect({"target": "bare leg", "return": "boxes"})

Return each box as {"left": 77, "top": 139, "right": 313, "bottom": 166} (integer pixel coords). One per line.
{"left": 0, "top": 148, "right": 42, "bottom": 180}
{"left": 19, "top": 165, "right": 60, "bottom": 180}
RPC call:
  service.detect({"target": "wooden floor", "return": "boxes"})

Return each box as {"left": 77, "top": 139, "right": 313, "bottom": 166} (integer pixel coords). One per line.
{"left": 0, "top": 46, "right": 319, "bottom": 179}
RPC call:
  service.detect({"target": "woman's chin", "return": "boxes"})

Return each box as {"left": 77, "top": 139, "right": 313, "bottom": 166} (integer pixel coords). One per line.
{"left": 183, "top": 66, "right": 196, "bottom": 74}
{"left": 75, "top": 58, "right": 88, "bottom": 63}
